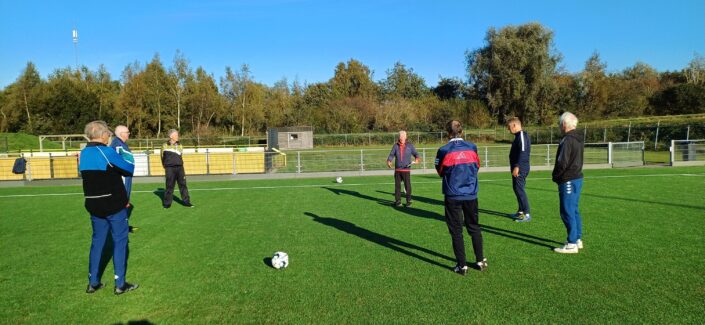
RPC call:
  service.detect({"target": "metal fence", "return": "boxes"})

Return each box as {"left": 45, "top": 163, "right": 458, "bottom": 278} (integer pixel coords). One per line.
{"left": 2, "top": 142, "right": 648, "bottom": 181}
{"left": 670, "top": 139, "right": 705, "bottom": 166}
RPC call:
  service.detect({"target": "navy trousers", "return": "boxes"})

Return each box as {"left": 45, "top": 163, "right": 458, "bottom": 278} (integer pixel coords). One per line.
{"left": 512, "top": 172, "right": 531, "bottom": 214}
{"left": 88, "top": 208, "right": 129, "bottom": 287}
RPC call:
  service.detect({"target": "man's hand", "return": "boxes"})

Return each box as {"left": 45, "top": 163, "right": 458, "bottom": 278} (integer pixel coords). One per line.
{"left": 387, "top": 160, "right": 393, "bottom": 168}
{"left": 512, "top": 166, "right": 520, "bottom": 177}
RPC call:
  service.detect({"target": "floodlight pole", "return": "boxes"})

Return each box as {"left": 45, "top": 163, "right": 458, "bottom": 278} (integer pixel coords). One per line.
{"left": 72, "top": 27, "right": 79, "bottom": 68}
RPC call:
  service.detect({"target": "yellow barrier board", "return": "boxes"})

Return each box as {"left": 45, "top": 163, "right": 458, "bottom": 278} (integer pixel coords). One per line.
{"left": 53, "top": 156, "right": 79, "bottom": 179}
{"left": 148, "top": 154, "right": 166, "bottom": 176}
{"left": 208, "top": 153, "right": 234, "bottom": 174}
{"left": 28, "top": 158, "right": 52, "bottom": 179}
{"left": 0, "top": 158, "right": 25, "bottom": 181}
{"left": 183, "top": 154, "right": 208, "bottom": 175}
{"left": 236, "top": 152, "right": 264, "bottom": 173}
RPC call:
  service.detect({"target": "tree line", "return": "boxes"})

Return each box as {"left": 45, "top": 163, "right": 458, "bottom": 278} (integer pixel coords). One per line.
{"left": 1, "top": 22, "right": 704, "bottom": 138}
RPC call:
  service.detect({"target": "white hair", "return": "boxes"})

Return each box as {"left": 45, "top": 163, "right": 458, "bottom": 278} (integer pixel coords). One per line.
{"left": 168, "top": 129, "right": 179, "bottom": 137}
{"left": 559, "top": 112, "right": 578, "bottom": 129}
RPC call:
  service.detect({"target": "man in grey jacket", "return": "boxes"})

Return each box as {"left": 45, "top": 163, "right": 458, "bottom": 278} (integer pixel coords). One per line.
{"left": 386, "top": 131, "right": 420, "bottom": 207}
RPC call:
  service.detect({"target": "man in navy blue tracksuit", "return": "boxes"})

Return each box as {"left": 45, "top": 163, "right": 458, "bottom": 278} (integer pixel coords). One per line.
{"left": 109, "top": 125, "right": 134, "bottom": 200}
{"left": 507, "top": 117, "right": 532, "bottom": 222}
{"left": 79, "top": 121, "right": 139, "bottom": 295}
{"left": 387, "top": 130, "right": 420, "bottom": 207}
{"left": 435, "top": 120, "right": 487, "bottom": 275}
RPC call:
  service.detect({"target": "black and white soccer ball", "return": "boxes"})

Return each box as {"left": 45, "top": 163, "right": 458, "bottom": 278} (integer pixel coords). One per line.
{"left": 335, "top": 176, "right": 343, "bottom": 183}
{"left": 271, "top": 251, "right": 289, "bottom": 269}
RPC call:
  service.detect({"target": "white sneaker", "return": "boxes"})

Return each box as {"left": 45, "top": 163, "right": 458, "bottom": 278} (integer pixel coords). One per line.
{"left": 554, "top": 243, "right": 579, "bottom": 254}
{"left": 576, "top": 239, "right": 583, "bottom": 249}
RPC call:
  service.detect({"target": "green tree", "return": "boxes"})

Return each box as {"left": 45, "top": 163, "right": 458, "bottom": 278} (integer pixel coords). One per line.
{"left": 13, "top": 62, "right": 43, "bottom": 132}
{"left": 144, "top": 54, "right": 172, "bottom": 136}
{"left": 118, "top": 62, "right": 147, "bottom": 137}
{"left": 168, "top": 50, "right": 192, "bottom": 130}
{"left": 467, "top": 23, "right": 560, "bottom": 124}
{"left": 380, "top": 62, "right": 428, "bottom": 99}
{"left": 578, "top": 52, "right": 610, "bottom": 119}
{"left": 330, "top": 59, "right": 378, "bottom": 99}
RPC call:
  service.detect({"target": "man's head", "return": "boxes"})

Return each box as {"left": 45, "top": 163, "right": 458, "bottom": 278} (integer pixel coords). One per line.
{"left": 506, "top": 117, "right": 522, "bottom": 134}
{"left": 398, "top": 130, "right": 407, "bottom": 144}
{"left": 168, "top": 129, "right": 179, "bottom": 143}
{"left": 446, "top": 120, "right": 463, "bottom": 139}
{"left": 559, "top": 112, "right": 578, "bottom": 134}
{"left": 84, "top": 120, "right": 112, "bottom": 145}
{"left": 114, "top": 125, "right": 130, "bottom": 142}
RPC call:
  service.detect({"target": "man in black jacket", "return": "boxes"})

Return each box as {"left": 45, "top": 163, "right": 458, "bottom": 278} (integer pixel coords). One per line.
{"left": 79, "top": 120, "right": 139, "bottom": 295}
{"left": 552, "top": 112, "right": 584, "bottom": 254}
{"left": 507, "top": 117, "right": 532, "bottom": 222}
{"left": 161, "top": 129, "right": 193, "bottom": 208}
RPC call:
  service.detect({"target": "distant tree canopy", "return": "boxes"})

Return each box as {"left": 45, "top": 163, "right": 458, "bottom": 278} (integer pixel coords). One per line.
{"left": 1, "top": 22, "right": 703, "bottom": 136}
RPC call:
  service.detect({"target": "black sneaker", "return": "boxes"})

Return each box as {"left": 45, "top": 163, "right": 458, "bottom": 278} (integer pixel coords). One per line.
{"left": 453, "top": 265, "right": 468, "bottom": 276}
{"left": 391, "top": 202, "right": 402, "bottom": 207}
{"left": 476, "top": 258, "right": 488, "bottom": 271}
{"left": 405, "top": 201, "right": 413, "bottom": 207}
{"left": 183, "top": 202, "right": 194, "bottom": 208}
{"left": 86, "top": 283, "right": 104, "bottom": 294}
{"left": 114, "top": 282, "right": 139, "bottom": 295}
{"left": 128, "top": 226, "right": 140, "bottom": 233}
{"left": 163, "top": 205, "right": 171, "bottom": 209}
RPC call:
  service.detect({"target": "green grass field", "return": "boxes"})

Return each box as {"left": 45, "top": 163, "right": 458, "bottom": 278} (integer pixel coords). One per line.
{"left": 1, "top": 167, "right": 704, "bottom": 324}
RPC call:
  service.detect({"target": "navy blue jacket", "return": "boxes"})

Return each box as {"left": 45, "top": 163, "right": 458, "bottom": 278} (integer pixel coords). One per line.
{"left": 387, "top": 141, "right": 419, "bottom": 171}
{"left": 434, "top": 138, "right": 481, "bottom": 200}
{"left": 509, "top": 130, "right": 531, "bottom": 173}
{"left": 79, "top": 142, "right": 134, "bottom": 217}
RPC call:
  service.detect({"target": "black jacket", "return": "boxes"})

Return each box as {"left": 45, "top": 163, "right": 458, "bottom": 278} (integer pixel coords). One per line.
{"left": 79, "top": 142, "right": 134, "bottom": 217}
{"left": 161, "top": 141, "right": 184, "bottom": 167}
{"left": 552, "top": 130, "right": 584, "bottom": 184}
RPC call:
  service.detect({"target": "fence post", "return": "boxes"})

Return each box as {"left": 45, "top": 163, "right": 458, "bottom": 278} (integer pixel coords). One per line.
{"left": 627, "top": 122, "right": 632, "bottom": 142}
{"left": 422, "top": 148, "right": 426, "bottom": 171}
{"left": 608, "top": 142, "right": 613, "bottom": 165}
{"left": 360, "top": 149, "right": 364, "bottom": 172}
{"left": 546, "top": 144, "right": 550, "bottom": 166}
{"left": 686, "top": 125, "right": 690, "bottom": 141}
{"left": 484, "top": 147, "right": 489, "bottom": 167}
{"left": 670, "top": 140, "right": 675, "bottom": 166}
{"left": 297, "top": 151, "right": 302, "bottom": 174}
{"left": 654, "top": 121, "right": 660, "bottom": 150}
{"left": 205, "top": 149, "right": 210, "bottom": 175}
{"left": 49, "top": 152, "right": 54, "bottom": 179}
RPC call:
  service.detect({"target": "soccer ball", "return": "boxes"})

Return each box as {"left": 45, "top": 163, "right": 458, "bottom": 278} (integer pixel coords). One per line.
{"left": 271, "top": 251, "right": 289, "bottom": 269}
{"left": 336, "top": 176, "right": 343, "bottom": 183}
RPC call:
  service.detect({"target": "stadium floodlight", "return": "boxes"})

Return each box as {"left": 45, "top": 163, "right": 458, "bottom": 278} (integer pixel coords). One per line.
{"left": 72, "top": 27, "right": 79, "bottom": 68}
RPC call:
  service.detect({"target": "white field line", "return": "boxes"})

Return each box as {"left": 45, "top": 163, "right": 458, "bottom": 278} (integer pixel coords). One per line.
{"left": 0, "top": 173, "right": 703, "bottom": 199}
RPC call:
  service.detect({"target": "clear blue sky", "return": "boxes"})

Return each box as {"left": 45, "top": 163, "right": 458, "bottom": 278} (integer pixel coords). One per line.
{"left": 1, "top": 0, "right": 704, "bottom": 89}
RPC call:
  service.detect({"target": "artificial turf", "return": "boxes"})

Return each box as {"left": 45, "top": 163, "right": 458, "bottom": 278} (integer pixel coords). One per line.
{"left": 1, "top": 166, "right": 704, "bottom": 324}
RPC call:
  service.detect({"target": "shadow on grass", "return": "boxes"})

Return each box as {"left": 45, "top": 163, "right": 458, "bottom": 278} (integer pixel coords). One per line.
{"left": 305, "top": 212, "right": 454, "bottom": 270}
{"left": 478, "top": 208, "right": 515, "bottom": 220}
{"left": 324, "top": 187, "right": 443, "bottom": 222}
{"left": 482, "top": 179, "right": 705, "bottom": 210}
{"left": 480, "top": 223, "right": 562, "bottom": 249}
{"left": 112, "top": 320, "right": 155, "bottom": 325}
{"left": 153, "top": 188, "right": 186, "bottom": 206}
{"left": 262, "top": 257, "right": 273, "bottom": 268}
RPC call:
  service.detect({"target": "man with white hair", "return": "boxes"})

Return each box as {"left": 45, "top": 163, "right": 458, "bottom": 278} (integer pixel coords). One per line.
{"left": 386, "top": 130, "right": 420, "bottom": 207}
{"left": 552, "top": 112, "right": 584, "bottom": 254}
{"left": 79, "top": 120, "right": 139, "bottom": 295}
{"left": 161, "top": 129, "right": 193, "bottom": 208}
{"left": 110, "top": 125, "right": 134, "bottom": 200}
